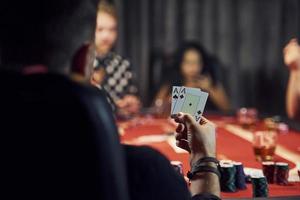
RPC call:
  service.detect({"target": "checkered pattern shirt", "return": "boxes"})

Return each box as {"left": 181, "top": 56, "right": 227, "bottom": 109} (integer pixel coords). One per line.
{"left": 94, "top": 52, "right": 138, "bottom": 102}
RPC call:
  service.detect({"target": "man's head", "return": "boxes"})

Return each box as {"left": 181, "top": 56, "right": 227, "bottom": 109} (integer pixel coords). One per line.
{"left": 0, "top": 0, "right": 99, "bottom": 73}
{"left": 95, "top": 1, "right": 118, "bottom": 56}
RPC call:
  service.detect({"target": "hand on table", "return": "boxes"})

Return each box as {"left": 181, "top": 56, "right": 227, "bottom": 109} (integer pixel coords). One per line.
{"left": 171, "top": 113, "right": 216, "bottom": 166}
{"left": 283, "top": 38, "right": 300, "bottom": 70}
{"left": 116, "top": 95, "right": 141, "bottom": 116}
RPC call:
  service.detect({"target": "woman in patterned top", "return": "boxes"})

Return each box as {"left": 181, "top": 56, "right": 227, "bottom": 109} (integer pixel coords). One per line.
{"left": 93, "top": 1, "right": 141, "bottom": 117}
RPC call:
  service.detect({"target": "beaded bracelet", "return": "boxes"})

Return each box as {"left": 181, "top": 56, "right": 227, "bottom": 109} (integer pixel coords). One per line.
{"left": 187, "top": 157, "right": 221, "bottom": 180}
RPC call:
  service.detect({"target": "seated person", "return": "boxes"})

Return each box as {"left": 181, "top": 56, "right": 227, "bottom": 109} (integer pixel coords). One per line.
{"left": 94, "top": 1, "right": 141, "bottom": 117}
{"left": 0, "top": 0, "right": 129, "bottom": 199}
{"left": 154, "top": 42, "right": 230, "bottom": 114}
{"left": 283, "top": 38, "right": 300, "bottom": 121}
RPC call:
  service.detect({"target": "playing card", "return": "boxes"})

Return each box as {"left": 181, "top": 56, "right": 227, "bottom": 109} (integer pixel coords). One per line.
{"left": 173, "top": 87, "right": 208, "bottom": 122}
{"left": 172, "top": 86, "right": 187, "bottom": 114}
{"left": 171, "top": 86, "right": 181, "bottom": 114}
{"left": 193, "top": 91, "right": 208, "bottom": 122}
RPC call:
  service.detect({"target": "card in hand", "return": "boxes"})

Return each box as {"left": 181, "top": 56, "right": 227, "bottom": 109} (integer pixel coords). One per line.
{"left": 172, "top": 86, "right": 187, "bottom": 114}
{"left": 171, "top": 86, "right": 180, "bottom": 114}
{"left": 171, "top": 86, "right": 208, "bottom": 122}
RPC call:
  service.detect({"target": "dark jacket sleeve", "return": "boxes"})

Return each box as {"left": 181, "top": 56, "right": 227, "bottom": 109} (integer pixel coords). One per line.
{"left": 124, "top": 145, "right": 221, "bottom": 200}
{"left": 192, "top": 193, "right": 221, "bottom": 200}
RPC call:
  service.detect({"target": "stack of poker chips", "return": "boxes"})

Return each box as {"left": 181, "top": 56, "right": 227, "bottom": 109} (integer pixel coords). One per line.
{"left": 220, "top": 163, "right": 236, "bottom": 192}
{"left": 233, "top": 162, "right": 247, "bottom": 190}
{"left": 251, "top": 175, "right": 269, "bottom": 197}
{"left": 275, "top": 162, "right": 289, "bottom": 185}
{"left": 262, "top": 161, "right": 289, "bottom": 185}
{"left": 219, "top": 160, "right": 247, "bottom": 192}
{"left": 170, "top": 161, "right": 184, "bottom": 176}
{"left": 262, "top": 161, "right": 275, "bottom": 183}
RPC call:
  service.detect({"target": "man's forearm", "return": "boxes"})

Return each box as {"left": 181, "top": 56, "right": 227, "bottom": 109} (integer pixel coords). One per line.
{"left": 190, "top": 172, "right": 220, "bottom": 197}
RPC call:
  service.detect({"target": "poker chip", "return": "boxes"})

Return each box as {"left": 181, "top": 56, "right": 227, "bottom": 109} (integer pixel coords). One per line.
{"left": 233, "top": 162, "right": 247, "bottom": 190}
{"left": 262, "top": 161, "right": 275, "bottom": 184}
{"left": 170, "top": 161, "right": 184, "bottom": 176}
{"left": 220, "top": 163, "right": 236, "bottom": 192}
{"left": 275, "top": 162, "right": 289, "bottom": 185}
{"left": 251, "top": 175, "right": 269, "bottom": 197}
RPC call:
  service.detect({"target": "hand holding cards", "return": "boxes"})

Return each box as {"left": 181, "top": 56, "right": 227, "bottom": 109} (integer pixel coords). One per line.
{"left": 171, "top": 86, "right": 208, "bottom": 122}
{"left": 171, "top": 113, "right": 216, "bottom": 166}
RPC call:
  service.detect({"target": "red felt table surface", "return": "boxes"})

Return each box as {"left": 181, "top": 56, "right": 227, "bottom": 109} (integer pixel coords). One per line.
{"left": 119, "top": 116, "right": 300, "bottom": 198}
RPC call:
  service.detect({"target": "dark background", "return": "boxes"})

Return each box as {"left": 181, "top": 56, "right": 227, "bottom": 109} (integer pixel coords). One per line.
{"left": 111, "top": 0, "right": 300, "bottom": 116}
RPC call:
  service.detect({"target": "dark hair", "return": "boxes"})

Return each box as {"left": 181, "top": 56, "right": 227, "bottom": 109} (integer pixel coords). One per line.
{"left": 171, "top": 42, "right": 219, "bottom": 86}
{"left": 0, "top": 0, "right": 99, "bottom": 72}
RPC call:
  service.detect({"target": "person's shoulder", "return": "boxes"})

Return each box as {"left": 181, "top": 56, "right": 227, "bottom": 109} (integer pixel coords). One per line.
{"left": 123, "top": 145, "right": 191, "bottom": 199}
{"left": 123, "top": 145, "right": 166, "bottom": 160}
{"left": 123, "top": 145, "right": 178, "bottom": 174}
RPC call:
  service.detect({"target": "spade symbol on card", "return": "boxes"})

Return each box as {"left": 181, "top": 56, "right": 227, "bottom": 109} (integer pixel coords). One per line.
{"left": 173, "top": 95, "right": 178, "bottom": 99}
{"left": 195, "top": 110, "right": 202, "bottom": 122}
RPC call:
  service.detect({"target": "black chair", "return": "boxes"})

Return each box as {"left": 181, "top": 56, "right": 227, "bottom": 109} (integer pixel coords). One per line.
{"left": 0, "top": 71, "right": 129, "bottom": 200}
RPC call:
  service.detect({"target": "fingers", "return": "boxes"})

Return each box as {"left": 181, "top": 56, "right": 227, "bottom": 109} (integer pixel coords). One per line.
{"left": 171, "top": 112, "right": 194, "bottom": 125}
{"left": 175, "top": 123, "right": 185, "bottom": 133}
{"left": 175, "top": 123, "right": 187, "bottom": 142}
{"left": 176, "top": 139, "right": 191, "bottom": 153}
{"left": 199, "top": 116, "right": 215, "bottom": 127}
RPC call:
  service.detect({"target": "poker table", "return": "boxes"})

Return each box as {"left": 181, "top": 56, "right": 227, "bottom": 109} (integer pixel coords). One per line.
{"left": 119, "top": 114, "right": 300, "bottom": 199}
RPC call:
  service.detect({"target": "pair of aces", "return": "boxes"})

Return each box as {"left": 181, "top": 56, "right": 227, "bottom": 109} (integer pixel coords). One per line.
{"left": 171, "top": 86, "right": 208, "bottom": 122}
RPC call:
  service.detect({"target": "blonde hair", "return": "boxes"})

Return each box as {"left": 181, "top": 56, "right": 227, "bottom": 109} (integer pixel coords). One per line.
{"left": 98, "top": 1, "right": 118, "bottom": 20}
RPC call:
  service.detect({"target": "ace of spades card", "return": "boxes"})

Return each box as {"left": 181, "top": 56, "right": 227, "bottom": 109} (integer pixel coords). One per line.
{"left": 172, "top": 86, "right": 187, "bottom": 114}
{"left": 171, "top": 86, "right": 181, "bottom": 114}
